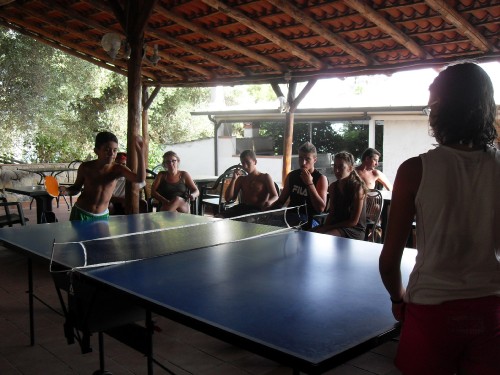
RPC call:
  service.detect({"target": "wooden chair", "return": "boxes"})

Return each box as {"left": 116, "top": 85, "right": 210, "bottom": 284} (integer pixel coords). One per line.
{"left": 0, "top": 197, "right": 28, "bottom": 227}
{"left": 364, "top": 189, "right": 384, "bottom": 242}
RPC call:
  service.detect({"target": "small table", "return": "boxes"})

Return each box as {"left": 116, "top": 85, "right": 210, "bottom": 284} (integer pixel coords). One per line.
{"left": 193, "top": 175, "right": 218, "bottom": 215}
{"left": 5, "top": 186, "right": 57, "bottom": 223}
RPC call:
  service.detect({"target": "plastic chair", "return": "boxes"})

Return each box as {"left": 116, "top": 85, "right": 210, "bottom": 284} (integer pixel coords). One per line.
{"left": 56, "top": 160, "right": 82, "bottom": 209}
{"left": 312, "top": 190, "right": 330, "bottom": 226}
{"left": 146, "top": 169, "right": 197, "bottom": 214}
{"left": 199, "top": 165, "right": 247, "bottom": 216}
{"left": 364, "top": 189, "right": 384, "bottom": 242}
{"left": 0, "top": 197, "right": 28, "bottom": 227}
{"left": 143, "top": 169, "right": 158, "bottom": 212}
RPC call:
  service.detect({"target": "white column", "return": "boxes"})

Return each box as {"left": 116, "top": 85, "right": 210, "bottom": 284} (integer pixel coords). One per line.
{"left": 368, "top": 119, "right": 376, "bottom": 148}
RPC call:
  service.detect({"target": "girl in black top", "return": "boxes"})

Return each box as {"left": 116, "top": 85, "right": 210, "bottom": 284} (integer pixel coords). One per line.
{"left": 313, "top": 151, "right": 367, "bottom": 239}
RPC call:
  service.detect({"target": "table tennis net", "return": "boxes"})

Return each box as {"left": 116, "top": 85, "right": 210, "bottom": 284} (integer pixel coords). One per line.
{"left": 49, "top": 206, "right": 305, "bottom": 271}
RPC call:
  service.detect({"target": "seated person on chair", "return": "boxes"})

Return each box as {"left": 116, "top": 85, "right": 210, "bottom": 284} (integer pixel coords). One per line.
{"left": 313, "top": 151, "right": 367, "bottom": 240}
{"left": 150, "top": 151, "right": 199, "bottom": 213}
{"left": 60, "top": 131, "right": 146, "bottom": 221}
{"left": 108, "top": 152, "right": 147, "bottom": 215}
{"left": 220, "top": 150, "right": 278, "bottom": 218}
{"left": 268, "top": 142, "right": 328, "bottom": 229}
{"left": 355, "top": 148, "right": 393, "bottom": 190}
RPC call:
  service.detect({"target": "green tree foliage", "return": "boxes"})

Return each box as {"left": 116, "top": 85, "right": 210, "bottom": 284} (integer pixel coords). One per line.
{"left": 148, "top": 87, "right": 211, "bottom": 145}
{"left": 0, "top": 28, "right": 110, "bottom": 162}
{"left": 0, "top": 27, "right": 212, "bottom": 165}
{"left": 224, "top": 84, "right": 276, "bottom": 106}
{"left": 259, "top": 121, "right": 383, "bottom": 162}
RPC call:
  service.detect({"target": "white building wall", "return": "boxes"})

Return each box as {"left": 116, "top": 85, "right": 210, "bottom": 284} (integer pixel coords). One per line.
{"left": 168, "top": 113, "right": 436, "bottom": 189}
{"left": 379, "top": 115, "right": 435, "bottom": 183}
{"left": 169, "top": 138, "right": 215, "bottom": 176}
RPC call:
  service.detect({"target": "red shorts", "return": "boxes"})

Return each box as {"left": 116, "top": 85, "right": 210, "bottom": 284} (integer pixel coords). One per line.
{"left": 396, "top": 296, "right": 500, "bottom": 375}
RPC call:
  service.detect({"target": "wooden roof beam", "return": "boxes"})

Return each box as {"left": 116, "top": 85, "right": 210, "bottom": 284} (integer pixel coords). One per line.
{"left": 106, "top": 0, "right": 127, "bottom": 31}
{"left": 201, "top": 0, "right": 326, "bottom": 70}
{"left": 147, "top": 28, "right": 245, "bottom": 76}
{"left": 0, "top": 18, "right": 129, "bottom": 77}
{"left": 343, "top": 0, "right": 431, "bottom": 60}
{"left": 0, "top": 12, "right": 147, "bottom": 77}
{"left": 267, "top": 0, "right": 372, "bottom": 66}
{"left": 87, "top": 0, "right": 213, "bottom": 79}
{"left": 10, "top": 4, "right": 178, "bottom": 82}
{"left": 289, "top": 79, "right": 317, "bottom": 113}
{"left": 79, "top": 1, "right": 185, "bottom": 80}
{"left": 425, "top": 0, "right": 492, "bottom": 52}
{"left": 155, "top": 5, "right": 284, "bottom": 73}
{"left": 47, "top": 0, "right": 185, "bottom": 82}
{"left": 148, "top": 47, "right": 214, "bottom": 79}
{"left": 48, "top": 1, "right": 114, "bottom": 35}
{"left": 123, "top": 0, "right": 157, "bottom": 38}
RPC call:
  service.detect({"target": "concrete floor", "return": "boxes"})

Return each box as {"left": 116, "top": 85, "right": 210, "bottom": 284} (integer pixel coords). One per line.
{"left": 0, "top": 201, "right": 401, "bottom": 375}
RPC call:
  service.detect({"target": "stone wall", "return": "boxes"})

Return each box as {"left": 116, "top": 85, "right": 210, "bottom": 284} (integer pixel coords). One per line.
{"left": 0, "top": 163, "right": 76, "bottom": 202}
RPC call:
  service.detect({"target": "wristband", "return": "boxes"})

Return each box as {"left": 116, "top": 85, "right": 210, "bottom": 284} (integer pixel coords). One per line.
{"left": 390, "top": 297, "right": 404, "bottom": 304}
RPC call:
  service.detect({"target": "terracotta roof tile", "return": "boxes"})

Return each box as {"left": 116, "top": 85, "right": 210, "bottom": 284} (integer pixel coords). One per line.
{"left": 0, "top": 0, "right": 497, "bottom": 86}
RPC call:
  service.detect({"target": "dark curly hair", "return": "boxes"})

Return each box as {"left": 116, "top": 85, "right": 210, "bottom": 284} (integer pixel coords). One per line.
{"left": 428, "top": 62, "right": 497, "bottom": 147}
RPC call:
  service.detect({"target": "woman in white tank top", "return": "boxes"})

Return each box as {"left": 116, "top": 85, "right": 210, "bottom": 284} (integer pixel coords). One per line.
{"left": 379, "top": 62, "right": 500, "bottom": 375}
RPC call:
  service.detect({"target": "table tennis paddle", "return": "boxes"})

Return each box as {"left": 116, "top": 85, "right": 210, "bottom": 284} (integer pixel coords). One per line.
{"left": 44, "top": 176, "right": 60, "bottom": 197}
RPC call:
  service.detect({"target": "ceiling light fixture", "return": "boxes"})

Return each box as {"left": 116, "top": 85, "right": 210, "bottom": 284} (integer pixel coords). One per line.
{"left": 149, "top": 44, "right": 161, "bottom": 66}
{"left": 101, "top": 32, "right": 122, "bottom": 59}
{"left": 123, "top": 41, "right": 131, "bottom": 60}
{"left": 278, "top": 96, "right": 289, "bottom": 113}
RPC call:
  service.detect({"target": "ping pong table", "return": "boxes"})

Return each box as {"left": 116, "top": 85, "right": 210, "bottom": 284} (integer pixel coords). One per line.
{"left": 0, "top": 211, "right": 416, "bottom": 374}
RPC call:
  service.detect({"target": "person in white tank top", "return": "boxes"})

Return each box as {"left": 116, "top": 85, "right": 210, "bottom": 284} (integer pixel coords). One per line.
{"left": 379, "top": 62, "right": 500, "bottom": 375}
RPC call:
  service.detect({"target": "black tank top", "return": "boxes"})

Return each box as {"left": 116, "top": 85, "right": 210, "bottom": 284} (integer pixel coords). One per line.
{"left": 288, "top": 169, "right": 323, "bottom": 217}
{"left": 156, "top": 172, "right": 188, "bottom": 200}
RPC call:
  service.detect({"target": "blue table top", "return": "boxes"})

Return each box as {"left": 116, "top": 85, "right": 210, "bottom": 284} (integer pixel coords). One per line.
{"left": 0, "top": 212, "right": 416, "bottom": 373}
{"left": 0, "top": 212, "right": 213, "bottom": 259}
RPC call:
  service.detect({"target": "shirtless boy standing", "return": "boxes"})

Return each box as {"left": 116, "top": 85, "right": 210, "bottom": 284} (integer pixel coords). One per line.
{"left": 61, "top": 131, "right": 146, "bottom": 221}
{"left": 222, "top": 149, "right": 278, "bottom": 218}
{"left": 355, "top": 148, "right": 393, "bottom": 190}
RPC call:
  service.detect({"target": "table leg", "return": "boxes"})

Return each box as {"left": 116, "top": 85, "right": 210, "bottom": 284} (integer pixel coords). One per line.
{"left": 198, "top": 186, "right": 207, "bottom": 215}
{"left": 28, "top": 258, "right": 35, "bottom": 346}
{"left": 34, "top": 196, "right": 57, "bottom": 224}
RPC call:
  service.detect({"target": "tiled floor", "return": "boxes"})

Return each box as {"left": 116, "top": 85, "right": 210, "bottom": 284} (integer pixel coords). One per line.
{"left": 0, "top": 201, "right": 401, "bottom": 375}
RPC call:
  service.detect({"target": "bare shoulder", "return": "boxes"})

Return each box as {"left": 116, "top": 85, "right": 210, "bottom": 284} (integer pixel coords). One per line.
{"left": 395, "top": 157, "right": 422, "bottom": 193}
{"left": 80, "top": 160, "right": 96, "bottom": 169}
{"left": 77, "top": 160, "right": 98, "bottom": 176}
{"left": 259, "top": 172, "right": 272, "bottom": 181}
{"left": 397, "top": 157, "right": 421, "bottom": 177}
